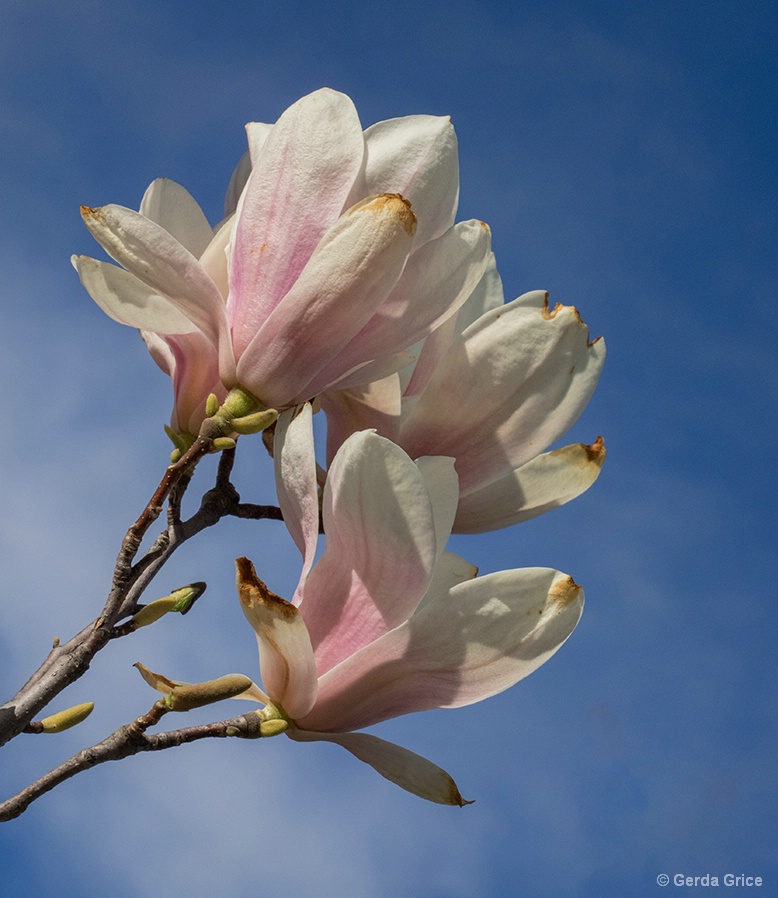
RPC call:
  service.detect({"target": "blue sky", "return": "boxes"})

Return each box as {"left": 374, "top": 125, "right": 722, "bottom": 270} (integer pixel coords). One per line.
{"left": 1, "top": 1, "right": 776, "bottom": 896}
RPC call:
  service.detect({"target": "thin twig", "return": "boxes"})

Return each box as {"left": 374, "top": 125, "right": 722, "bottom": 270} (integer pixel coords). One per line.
{"left": 0, "top": 705, "right": 264, "bottom": 822}
{"left": 0, "top": 439, "right": 282, "bottom": 748}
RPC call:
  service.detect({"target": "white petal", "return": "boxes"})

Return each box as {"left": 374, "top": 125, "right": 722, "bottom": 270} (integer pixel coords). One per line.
{"left": 406, "top": 251, "right": 504, "bottom": 398}
{"left": 349, "top": 114, "right": 460, "bottom": 247}
{"left": 274, "top": 404, "right": 320, "bottom": 601}
{"left": 80, "top": 204, "right": 226, "bottom": 347}
{"left": 139, "top": 178, "right": 215, "bottom": 257}
{"left": 416, "top": 551, "right": 479, "bottom": 613}
{"left": 303, "top": 568, "right": 583, "bottom": 733}
{"left": 320, "top": 374, "right": 402, "bottom": 465}
{"left": 236, "top": 557, "right": 317, "bottom": 719}
{"left": 455, "top": 438, "right": 606, "bottom": 533}
{"left": 73, "top": 255, "right": 199, "bottom": 334}
{"left": 414, "top": 455, "right": 459, "bottom": 564}
{"left": 287, "top": 729, "right": 471, "bottom": 806}
{"left": 401, "top": 292, "right": 606, "bottom": 492}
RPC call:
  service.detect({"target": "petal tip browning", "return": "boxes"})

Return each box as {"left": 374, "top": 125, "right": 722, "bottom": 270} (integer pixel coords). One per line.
{"left": 235, "top": 556, "right": 297, "bottom": 621}
{"left": 549, "top": 575, "right": 583, "bottom": 608}
{"left": 368, "top": 193, "right": 417, "bottom": 236}
{"left": 584, "top": 435, "right": 606, "bottom": 466}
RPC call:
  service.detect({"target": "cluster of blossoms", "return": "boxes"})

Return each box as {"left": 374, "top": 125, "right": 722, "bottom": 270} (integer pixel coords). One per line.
{"left": 75, "top": 89, "right": 605, "bottom": 805}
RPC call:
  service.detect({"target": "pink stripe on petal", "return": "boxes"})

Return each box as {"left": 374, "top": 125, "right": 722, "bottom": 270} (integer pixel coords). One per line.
{"left": 228, "top": 89, "right": 365, "bottom": 359}
{"left": 300, "top": 432, "right": 438, "bottom": 676}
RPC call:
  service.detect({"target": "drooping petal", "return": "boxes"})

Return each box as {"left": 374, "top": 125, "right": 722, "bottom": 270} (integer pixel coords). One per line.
{"left": 347, "top": 114, "right": 460, "bottom": 248}
{"left": 300, "top": 432, "right": 440, "bottom": 677}
{"left": 300, "top": 568, "right": 583, "bottom": 733}
{"left": 236, "top": 194, "right": 416, "bottom": 407}
{"left": 228, "top": 89, "right": 365, "bottom": 357}
{"left": 139, "top": 178, "right": 215, "bottom": 257}
{"left": 80, "top": 204, "right": 227, "bottom": 347}
{"left": 400, "top": 291, "right": 606, "bottom": 493}
{"left": 320, "top": 374, "right": 402, "bottom": 465}
{"left": 236, "top": 557, "right": 317, "bottom": 719}
{"left": 72, "top": 256, "right": 199, "bottom": 334}
{"left": 274, "top": 404, "right": 320, "bottom": 601}
{"left": 454, "top": 437, "right": 607, "bottom": 533}
{"left": 287, "top": 728, "right": 471, "bottom": 806}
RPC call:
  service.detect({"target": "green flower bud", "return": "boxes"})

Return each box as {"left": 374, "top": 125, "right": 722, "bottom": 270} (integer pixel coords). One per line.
{"left": 259, "top": 718, "right": 289, "bottom": 737}
{"left": 231, "top": 408, "right": 279, "bottom": 435}
{"left": 131, "top": 596, "right": 180, "bottom": 629}
{"left": 211, "top": 437, "right": 237, "bottom": 452}
{"left": 205, "top": 393, "right": 220, "bottom": 417}
{"left": 39, "top": 702, "right": 95, "bottom": 733}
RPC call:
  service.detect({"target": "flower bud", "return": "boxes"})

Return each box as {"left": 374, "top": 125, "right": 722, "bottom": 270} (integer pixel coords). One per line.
{"left": 211, "top": 437, "right": 236, "bottom": 451}
{"left": 205, "top": 393, "right": 220, "bottom": 417}
{"left": 259, "top": 719, "right": 289, "bottom": 737}
{"left": 162, "top": 675, "right": 254, "bottom": 711}
{"left": 230, "top": 408, "right": 279, "bottom": 435}
{"left": 39, "top": 702, "right": 95, "bottom": 733}
{"left": 130, "top": 582, "right": 206, "bottom": 628}
{"left": 130, "top": 596, "right": 179, "bottom": 628}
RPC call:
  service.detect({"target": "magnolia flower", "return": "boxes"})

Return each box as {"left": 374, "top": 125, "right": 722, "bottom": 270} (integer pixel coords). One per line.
{"left": 321, "top": 255, "right": 607, "bottom": 532}
{"left": 73, "top": 178, "right": 227, "bottom": 434}
{"left": 237, "top": 429, "right": 584, "bottom": 805}
{"left": 74, "top": 88, "right": 492, "bottom": 432}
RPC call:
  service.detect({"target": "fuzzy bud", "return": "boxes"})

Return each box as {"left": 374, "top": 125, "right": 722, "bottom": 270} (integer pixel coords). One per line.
{"left": 39, "top": 702, "right": 95, "bottom": 733}
{"left": 162, "top": 675, "right": 253, "bottom": 711}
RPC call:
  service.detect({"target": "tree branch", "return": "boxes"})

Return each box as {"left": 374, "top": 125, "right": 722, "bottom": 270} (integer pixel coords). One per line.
{"left": 0, "top": 704, "right": 265, "bottom": 822}
{"left": 0, "top": 439, "right": 283, "bottom": 748}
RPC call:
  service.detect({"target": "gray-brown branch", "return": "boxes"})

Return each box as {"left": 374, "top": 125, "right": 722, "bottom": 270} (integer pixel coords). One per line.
{"left": 0, "top": 705, "right": 264, "bottom": 821}
{"left": 0, "top": 445, "right": 282, "bottom": 748}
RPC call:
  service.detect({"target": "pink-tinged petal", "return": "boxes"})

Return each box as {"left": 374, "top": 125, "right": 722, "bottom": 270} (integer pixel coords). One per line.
{"left": 72, "top": 255, "right": 199, "bottom": 334}
{"left": 80, "top": 204, "right": 227, "bottom": 348}
{"left": 455, "top": 437, "right": 607, "bottom": 533}
{"left": 400, "top": 292, "right": 606, "bottom": 493}
{"left": 406, "top": 251, "right": 504, "bottom": 398}
{"left": 236, "top": 557, "right": 317, "bottom": 719}
{"left": 139, "top": 179, "right": 214, "bottom": 257}
{"left": 287, "top": 728, "right": 471, "bottom": 806}
{"left": 347, "top": 114, "right": 459, "bottom": 248}
{"left": 313, "top": 219, "right": 492, "bottom": 382}
{"left": 320, "top": 374, "right": 402, "bottom": 465}
{"left": 301, "top": 568, "right": 583, "bottom": 733}
{"left": 236, "top": 194, "right": 416, "bottom": 407}
{"left": 300, "top": 432, "right": 438, "bottom": 676}
{"left": 274, "top": 404, "right": 320, "bottom": 601}
{"left": 228, "top": 89, "right": 365, "bottom": 357}
{"left": 143, "top": 330, "right": 221, "bottom": 434}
